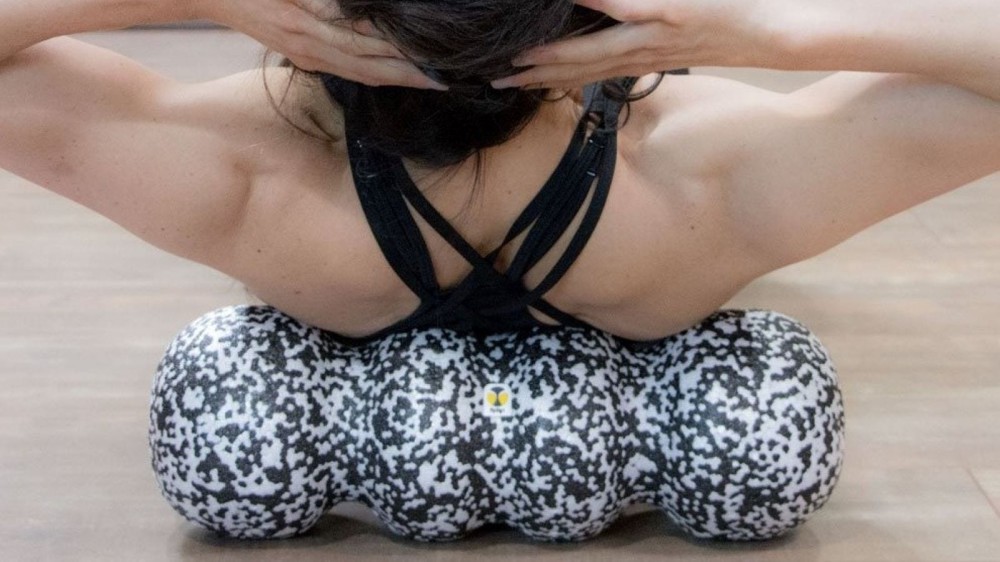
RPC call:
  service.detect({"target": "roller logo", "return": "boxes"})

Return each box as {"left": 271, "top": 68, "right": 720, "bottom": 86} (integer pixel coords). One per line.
{"left": 482, "top": 383, "right": 513, "bottom": 418}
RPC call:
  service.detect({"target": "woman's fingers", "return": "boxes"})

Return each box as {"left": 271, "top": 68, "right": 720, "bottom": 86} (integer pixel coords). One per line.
{"left": 321, "top": 27, "right": 446, "bottom": 88}
{"left": 351, "top": 56, "right": 449, "bottom": 89}
{"left": 513, "top": 22, "right": 648, "bottom": 66}
{"left": 325, "top": 19, "right": 405, "bottom": 58}
{"left": 294, "top": 0, "right": 339, "bottom": 19}
{"left": 492, "top": 58, "right": 626, "bottom": 90}
{"left": 298, "top": 51, "right": 446, "bottom": 89}
{"left": 351, "top": 19, "right": 380, "bottom": 37}
{"left": 574, "top": 0, "right": 659, "bottom": 22}
{"left": 495, "top": 23, "right": 663, "bottom": 88}
{"left": 491, "top": 65, "right": 580, "bottom": 89}
{"left": 285, "top": 9, "right": 447, "bottom": 88}
{"left": 206, "top": 0, "right": 444, "bottom": 88}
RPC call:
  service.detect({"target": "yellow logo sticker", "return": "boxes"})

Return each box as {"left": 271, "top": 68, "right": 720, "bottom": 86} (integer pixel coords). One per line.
{"left": 483, "top": 383, "right": 513, "bottom": 418}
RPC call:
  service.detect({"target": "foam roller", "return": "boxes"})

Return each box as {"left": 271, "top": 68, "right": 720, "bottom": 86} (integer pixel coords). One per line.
{"left": 149, "top": 306, "right": 844, "bottom": 542}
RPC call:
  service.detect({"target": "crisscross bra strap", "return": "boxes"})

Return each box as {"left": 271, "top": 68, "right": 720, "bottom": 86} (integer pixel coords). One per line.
{"left": 324, "top": 73, "right": 640, "bottom": 334}
{"left": 326, "top": 73, "right": 439, "bottom": 301}
{"left": 482, "top": 78, "right": 639, "bottom": 316}
{"left": 349, "top": 141, "right": 439, "bottom": 301}
{"left": 391, "top": 79, "right": 635, "bottom": 315}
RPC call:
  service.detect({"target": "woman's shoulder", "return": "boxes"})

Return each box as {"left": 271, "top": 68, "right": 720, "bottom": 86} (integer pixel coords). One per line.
{"left": 628, "top": 70, "right": 785, "bottom": 119}
{"left": 189, "top": 66, "right": 350, "bottom": 190}
{"left": 623, "top": 70, "right": 792, "bottom": 181}
{"left": 197, "top": 66, "right": 346, "bottom": 147}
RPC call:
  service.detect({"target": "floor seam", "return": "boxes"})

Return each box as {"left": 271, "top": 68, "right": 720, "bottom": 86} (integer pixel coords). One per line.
{"left": 967, "top": 467, "right": 1000, "bottom": 522}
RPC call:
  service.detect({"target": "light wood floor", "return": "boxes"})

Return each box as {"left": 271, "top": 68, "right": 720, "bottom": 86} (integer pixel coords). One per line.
{"left": 1, "top": 29, "right": 998, "bottom": 562}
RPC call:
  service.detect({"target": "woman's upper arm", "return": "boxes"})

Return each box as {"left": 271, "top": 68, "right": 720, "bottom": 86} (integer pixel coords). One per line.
{"left": 717, "top": 71, "right": 1000, "bottom": 269}
{"left": 0, "top": 36, "right": 253, "bottom": 267}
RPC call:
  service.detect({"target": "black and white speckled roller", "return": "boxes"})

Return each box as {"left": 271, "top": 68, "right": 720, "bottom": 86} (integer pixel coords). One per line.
{"left": 148, "top": 305, "right": 845, "bottom": 542}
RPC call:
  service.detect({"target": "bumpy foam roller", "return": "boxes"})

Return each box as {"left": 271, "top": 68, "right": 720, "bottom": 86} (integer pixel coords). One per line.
{"left": 149, "top": 306, "right": 844, "bottom": 542}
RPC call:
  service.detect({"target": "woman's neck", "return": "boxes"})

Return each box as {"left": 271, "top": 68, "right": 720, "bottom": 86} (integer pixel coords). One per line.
{"left": 405, "top": 88, "right": 586, "bottom": 179}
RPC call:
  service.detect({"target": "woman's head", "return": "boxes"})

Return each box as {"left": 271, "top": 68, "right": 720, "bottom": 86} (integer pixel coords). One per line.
{"left": 268, "top": 1, "right": 657, "bottom": 170}
{"left": 338, "top": 0, "right": 598, "bottom": 93}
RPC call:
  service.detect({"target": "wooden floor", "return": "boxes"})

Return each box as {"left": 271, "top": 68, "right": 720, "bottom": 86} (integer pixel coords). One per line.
{"left": 1, "top": 29, "right": 998, "bottom": 562}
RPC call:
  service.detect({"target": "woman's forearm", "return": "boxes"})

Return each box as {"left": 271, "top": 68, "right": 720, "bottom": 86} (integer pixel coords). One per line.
{"left": 773, "top": 0, "right": 1000, "bottom": 101}
{"left": 0, "top": 0, "right": 194, "bottom": 63}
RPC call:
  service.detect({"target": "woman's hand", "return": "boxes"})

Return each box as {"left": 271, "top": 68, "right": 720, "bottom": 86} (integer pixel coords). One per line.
{"left": 492, "top": 0, "right": 788, "bottom": 89}
{"left": 194, "top": 0, "right": 446, "bottom": 89}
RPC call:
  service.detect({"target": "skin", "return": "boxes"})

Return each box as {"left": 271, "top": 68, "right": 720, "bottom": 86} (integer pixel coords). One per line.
{"left": 0, "top": 0, "right": 998, "bottom": 341}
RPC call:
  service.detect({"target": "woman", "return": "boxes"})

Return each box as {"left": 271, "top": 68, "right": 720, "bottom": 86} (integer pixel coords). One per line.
{"left": 0, "top": 0, "right": 997, "bottom": 342}
{"left": 0, "top": 0, "right": 997, "bottom": 545}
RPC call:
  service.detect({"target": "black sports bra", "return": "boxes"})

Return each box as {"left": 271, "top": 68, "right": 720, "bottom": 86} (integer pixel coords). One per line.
{"left": 319, "top": 71, "right": 685, "bottom": 344}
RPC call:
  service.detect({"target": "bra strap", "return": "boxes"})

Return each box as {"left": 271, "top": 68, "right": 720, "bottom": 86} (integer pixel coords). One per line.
{"left": 345, "top": 131, "right": 440, "bottom": 299}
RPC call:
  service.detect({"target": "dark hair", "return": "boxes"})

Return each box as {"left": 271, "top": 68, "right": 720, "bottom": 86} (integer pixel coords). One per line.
{"left": 264, "top": 1, "right": 665, "bottom": 170}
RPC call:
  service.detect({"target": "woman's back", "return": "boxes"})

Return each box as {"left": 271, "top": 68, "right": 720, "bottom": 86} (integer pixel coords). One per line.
{"left": 4, "top": 0, "right": 994, "bottom": 342}
{"left": 220, "top": 68, "right": 773, "bottom": 341}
